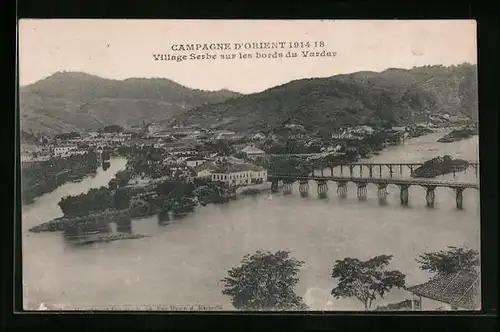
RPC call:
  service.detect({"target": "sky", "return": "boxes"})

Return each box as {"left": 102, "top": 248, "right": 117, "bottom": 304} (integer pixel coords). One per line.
{"left": 18, "top": 20, "right": 477, "bottom": 94}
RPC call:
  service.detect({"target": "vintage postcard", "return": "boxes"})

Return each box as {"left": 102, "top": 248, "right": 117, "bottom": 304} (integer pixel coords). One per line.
{"left": 19, "top": 19, "right": 480, "bottom": 311}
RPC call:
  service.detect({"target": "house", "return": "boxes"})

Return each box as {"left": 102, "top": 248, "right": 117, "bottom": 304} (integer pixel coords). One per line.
{"left": 392, "top": 126, "right": 407, "bottom": 132}
{"left": 53, "top": 145, "right": 78, "bottom": 157}
{"left": 191, "top": 162, "right": 216, "bottom": 179}
{"left": 170, "top": 149, "right": 198, "bottom": 156}
{"left": 185, "top": 156, "right": 208, "bottom": 168}
{"left": 216, "top": 130, "right": 236, "bottom": 140}
{"left": 213, "top": 154, "right": 244, "bottom": 165}
{"left": 162, "top": 156, "right": 178, "bottom": 166}
{"left": 153, "top": 142, "right": 167, "bottom": 149}
{"left": 169, "top": 165, "right": 194, "bottom": 179}
{"left": 241, "top": 145, "right": 266, "bottom": 159}
{"left": 66, "top": 149, "right": 88, "bottom": 157}
{"left": 252, "top": 132, "right": 266, "bottom": 140}
{"left": 211, "top": 163, "right": 267, "bottom": 187}
{"left": 405, "top": 269, "right": 480, "bottom": 311}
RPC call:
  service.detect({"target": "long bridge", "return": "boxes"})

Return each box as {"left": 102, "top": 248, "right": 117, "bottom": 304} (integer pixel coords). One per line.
{"left": 267, "top": 162, "right": 480, "bottom": 210}
{"left": 315, "top": 161, "right": 480, "bottom": 178}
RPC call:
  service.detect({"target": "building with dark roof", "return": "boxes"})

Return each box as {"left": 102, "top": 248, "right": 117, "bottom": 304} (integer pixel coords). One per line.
{"left": 241, "top": 145, "right": 266, "bottom": 159}
{"left": 184, "top": 156, "right": 208, "bottom": 168}
{"left": 406, "top": 270, "right": 480, "bottom": 311}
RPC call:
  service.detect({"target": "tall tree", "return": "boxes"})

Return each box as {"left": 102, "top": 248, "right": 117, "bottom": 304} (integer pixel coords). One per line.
{"left": 221, "top": 250, "right": 308, "bottom": 311}
{"left": 330, "top": 255, "right": 406, "bottom": 310}
{"left": 416, "top": 245, "right": 479, "bottom": 276}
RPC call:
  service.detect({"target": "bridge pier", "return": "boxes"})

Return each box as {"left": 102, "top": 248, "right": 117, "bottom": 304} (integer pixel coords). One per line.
{"left": 455, "top": 187, "right": 465, "bottom": 210}
{"left": 271, "top": 180, "right": 279, "bottom": 193}
{"left": 377, "top": 183, "right": 388, "bottom": 205}
{"left": 356, "top": 182, "right": 367, "bottom": 201}
{"left": 359, "top": 165, "right": 363, "bottom": 177}
{"left": 316, "top": 180, "right": 328, "bottom": 199}
{"left": 340, "top": 165, "right": 344, "bottom": 176}
{"left": 388, "top": 165, "right": 394, "bottom": 178}
{"left": 330, "top": 166, "right": 334, "bottom": 176}
{"left": 283, "top": 181, "right": 294, "bottom": 195}
{"left": 379, "top": 165, "right": 382, "bottom": 178}
{"left": 425, "top": 186, "right": 436, "bottom": 208}
{"left": 349, "top": 165, "right": 355, "bottom": 177}
{"left": 399, "top": 185, "right": 410, "bottom": 206}
{"left": 299, "top": 180, "right": 309, "bottom": 197}
{"left": 409, "top": 165, "right": 414, "bottom": 176}
{"left": 336, "top": 181, "right": 348, "bottom": 198}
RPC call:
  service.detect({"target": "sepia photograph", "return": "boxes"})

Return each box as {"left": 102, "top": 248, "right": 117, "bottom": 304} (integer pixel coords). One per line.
{"left": 19, "top": 19, "right": 480, "bottom": 312}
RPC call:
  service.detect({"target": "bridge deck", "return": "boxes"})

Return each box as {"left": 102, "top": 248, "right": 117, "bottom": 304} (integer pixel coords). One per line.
{"left": 267, "top": 175, "right": 479, "bottom": 189}
{"left": 345, "top": 161, "right": 479, "bottom": 166}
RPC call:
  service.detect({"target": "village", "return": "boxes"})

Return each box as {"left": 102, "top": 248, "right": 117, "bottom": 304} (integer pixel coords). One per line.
{"left": 20, "top": 117, "right": 468, "bottom": 202}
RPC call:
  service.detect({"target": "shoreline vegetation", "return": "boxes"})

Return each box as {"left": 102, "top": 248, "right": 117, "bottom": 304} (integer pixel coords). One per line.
{"left": 437, "top": 126, "right": 478, "bottom": 143}
{"left": 21, "top": 151, "right": 100, "bottom": 205}
{"left": 411, "top": 155, "right": 469, "bottom": 178}
{"left": 26, "top": 125, "right": 476, "bottom": 243}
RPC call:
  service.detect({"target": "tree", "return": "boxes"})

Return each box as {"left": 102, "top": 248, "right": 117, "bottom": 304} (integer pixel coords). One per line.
{"left": 330, "top": 255, "right": 406, "bottom": 311}
{"left": 115, "top": 170, "right": 131, "bottom": 187}
{"left": 113, "top": 188, "right": 131, "bottom": 210}
{"left": 221, "top": 250, "right": 308, "bottom": 311}
{"left": 416, "top": 245, "right": 479, "bottom": 276}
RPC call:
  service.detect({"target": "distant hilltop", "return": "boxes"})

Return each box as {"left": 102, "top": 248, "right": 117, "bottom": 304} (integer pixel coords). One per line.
{"left": 173, "top": 63, "right": 478, "bottom": 134}
{"left": 19, "top": 64, "right": 477, "bottom": 138}
{"left": 19, "top": 71, "right": 242, "bottom": 135}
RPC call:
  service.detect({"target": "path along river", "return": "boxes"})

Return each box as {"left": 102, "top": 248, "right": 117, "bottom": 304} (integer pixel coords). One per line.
{"left": 22, "top": 130, "right": 480, "bottom": 311}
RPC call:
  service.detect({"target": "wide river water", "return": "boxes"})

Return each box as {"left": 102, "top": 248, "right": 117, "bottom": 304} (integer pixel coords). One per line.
{"left": 22, "top": 130, "right": 480, "bottom": 311}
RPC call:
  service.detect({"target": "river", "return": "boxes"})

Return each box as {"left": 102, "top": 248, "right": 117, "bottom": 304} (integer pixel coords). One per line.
{"left": 22, "top": 130, "right": 480, "bottom": 311}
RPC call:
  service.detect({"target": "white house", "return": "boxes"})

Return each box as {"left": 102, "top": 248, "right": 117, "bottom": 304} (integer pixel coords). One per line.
{"left": 213, "top": 154, "right": 244, "bottom": 165}
{"left": 170, "top": 149, "right": 198, "bottom": 157}
{"left": 65, "top": 149, "right": 88, "bottom": 157}
{"left": 53, "top": 145, "right": 78, "bottom": 157}
{"left": 153, "top": 142, "right": 167, "bottom": 149}
{"left": 211, "top": 163, "right": 267, "bottom": 187}
{"left": 406, "top": 269, "right": 480, "bottom": 311}
{"left": 241, "top": 145, "right": 266, "bottom": 159}
{"left": 252, "top": 132, "right": 266, "bottom": 140}
{"left": 185, "top": 156, "right": 208, "bottom": 168}
{"left": 216, "top": 130, "right": 236, "bottom": 140}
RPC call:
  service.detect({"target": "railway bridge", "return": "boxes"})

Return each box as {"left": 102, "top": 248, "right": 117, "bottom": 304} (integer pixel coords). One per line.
{"left": 268, "top": 162, "right": 480, "bottom": 210}
{"left": 314, "top": 161, "right": 480, "bottom": 178}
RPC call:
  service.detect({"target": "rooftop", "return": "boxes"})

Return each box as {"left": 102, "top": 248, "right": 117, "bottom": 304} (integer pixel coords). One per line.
{"left": 406, "top": 270, "right": 480, "bottom": 310}
{"left": 184, "top": 156, "right": 207, "bottom": 162}
{"left": 242, "top": 145, "right": 265, "bottom": 154}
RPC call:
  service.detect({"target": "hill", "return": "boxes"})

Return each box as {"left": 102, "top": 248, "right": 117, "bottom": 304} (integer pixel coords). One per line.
{"left": 19, "top": 72, "right": 242, "bottom": 135}
{"left": 172, "top": 63, "right": 478, "bottom": 133}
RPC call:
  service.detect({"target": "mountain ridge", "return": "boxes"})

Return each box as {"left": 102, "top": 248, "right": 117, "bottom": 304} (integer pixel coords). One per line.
{"left": 172, "top": 63, "right": 478, "bottom": 133}
{"left": 19, "top": 72, "right": 242, "bottom": 135}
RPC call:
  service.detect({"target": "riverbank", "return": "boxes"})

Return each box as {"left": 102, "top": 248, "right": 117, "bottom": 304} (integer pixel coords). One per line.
{"left": 21, "top": 152, "right": 100, "bottom": 205}
{"left": 22, "top": 132, "right": 480, "bottom": 311}
{"left": 67, "top": 233, "right": 151, "bottom": 246}
{"left": 411, "top": 155, "right": 469, "bottom": 178}
{"left": 438, "top": 127, "right": 478, "bottom": 143}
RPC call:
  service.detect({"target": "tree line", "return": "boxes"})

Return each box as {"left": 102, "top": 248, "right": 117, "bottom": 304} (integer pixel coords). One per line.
{"left": 220, "top": 245, "right": 479, "bottom": 311}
